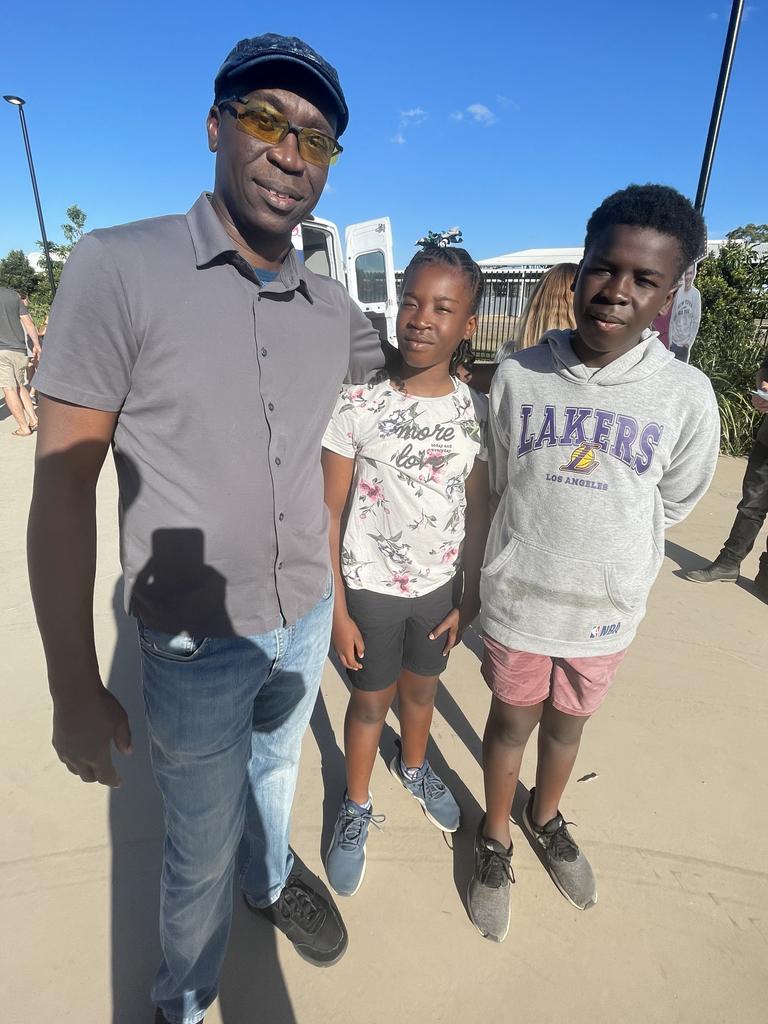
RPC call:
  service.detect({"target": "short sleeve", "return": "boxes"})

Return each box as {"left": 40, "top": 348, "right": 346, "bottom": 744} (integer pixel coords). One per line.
{"left": 33, "top": 233, "right": 139, "bottom": 412}
{"left": 322, "top": 389, "right": 359, "bottom": 459}
{"left": 469, "top": 387, "right": 489, "bottom": 462}
{"left": 345, "top": 298, "right": 388, "bottom": 385}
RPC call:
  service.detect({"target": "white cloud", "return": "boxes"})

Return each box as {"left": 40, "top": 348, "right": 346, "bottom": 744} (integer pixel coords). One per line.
{"left": 707, "top": 10, "right": 718, "bottom": 18}
{"left": 467, "top": 103, "right": 497, "bottom": 126}
{"left": 323, "top": 182, "right": 336, "bottom": 195}
{"left": 391, "top": 131, "right": 406, "bottom": 145}
{"left": 399, "top": 107, "right": 427, "bottom": 128}
{"left": 450, "top": 111, "right": 464, "bottom": 121}
{"left": 744, "top": 4, "right": 759, "bottom": 20}
{"left": 495, "top": 94, "right": 518, "bottom": 110}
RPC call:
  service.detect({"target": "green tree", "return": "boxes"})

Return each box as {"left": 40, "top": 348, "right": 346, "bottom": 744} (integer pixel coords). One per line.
{"left": 28, "top": 204, "right": 88, "bottom": 324}
{"left": 726, "top": 223, "right": 768, "bottom": 247}
{"left": 692, "top": 240, "right": 768, "bottom": 455}
{"left": 0, "top": 248, "right": 40, "bottom": 295}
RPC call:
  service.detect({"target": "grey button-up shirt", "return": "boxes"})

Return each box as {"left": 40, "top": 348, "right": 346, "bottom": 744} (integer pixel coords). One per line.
{"left": 35, "top": 193, "right": 386, "bottom": 636}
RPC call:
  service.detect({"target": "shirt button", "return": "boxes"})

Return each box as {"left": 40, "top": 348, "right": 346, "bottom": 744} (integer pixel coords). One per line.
{"left": 268, "top": 402, "right": 275, "bottom": 412}
{"left": 278, "top": 512, "right": 285, "bottom": 521}
{"left": 274, "top": 457, "right": 281, "bottom": 466}
{"left": 277, "top": 561, "right": 283, "bottom": 570}
{"left": 261, "top": 347, "right": 268, "bottom": 357}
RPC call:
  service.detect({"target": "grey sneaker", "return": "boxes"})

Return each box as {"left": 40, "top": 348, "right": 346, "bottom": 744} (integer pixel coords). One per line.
{"left": 389, "top": 756, "right": 461, "bottom": 832}
{"left": 686, "top": 560, "right": 739, "bottom": 583}
{"left": 324, "top": 794, "right": 384, "bottom": 897}
{"left": 522, "top": 789, "right": 596, "bottom": 910}
{"left": 467, "top": 818, "right": 514, "bottom": 942}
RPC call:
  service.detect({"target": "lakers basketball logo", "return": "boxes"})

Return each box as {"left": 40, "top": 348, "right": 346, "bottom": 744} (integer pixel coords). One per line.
{"left": 561, "top": 442, "right": 600, "bottom": 474}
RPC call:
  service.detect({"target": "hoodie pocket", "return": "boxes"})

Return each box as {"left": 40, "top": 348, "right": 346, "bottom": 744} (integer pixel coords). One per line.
{"left": 481, "top": 532, "right": 647, "bottom": 644}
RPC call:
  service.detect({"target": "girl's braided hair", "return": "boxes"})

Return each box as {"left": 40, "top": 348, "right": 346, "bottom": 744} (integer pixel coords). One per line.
{"left": 388, "top": 245, "right": 485, "bottom": 376}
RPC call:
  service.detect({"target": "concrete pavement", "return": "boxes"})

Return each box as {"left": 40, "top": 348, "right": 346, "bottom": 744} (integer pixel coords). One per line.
{"left": 1, "top": 408, "right": 766, "bottom": 1024}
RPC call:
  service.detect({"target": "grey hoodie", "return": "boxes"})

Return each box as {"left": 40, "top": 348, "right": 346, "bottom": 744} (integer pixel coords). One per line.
{"left": 480, "top": 329, "right": 720, "bottom": 657}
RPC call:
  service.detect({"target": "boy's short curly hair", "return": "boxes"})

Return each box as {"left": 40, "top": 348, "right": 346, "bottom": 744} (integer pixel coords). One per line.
{"left": 584, "top": 184, "right": 705, "bottom": 276}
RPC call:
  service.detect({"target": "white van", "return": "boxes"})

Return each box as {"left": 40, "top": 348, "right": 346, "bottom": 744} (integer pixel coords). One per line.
{"left": 292, "top": 216, "right": 398, "bottom": 346}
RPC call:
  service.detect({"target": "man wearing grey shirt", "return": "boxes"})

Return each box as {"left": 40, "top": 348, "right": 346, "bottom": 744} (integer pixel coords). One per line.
{"left": 29, "top": 34, "right": 385, "bottom": 1024}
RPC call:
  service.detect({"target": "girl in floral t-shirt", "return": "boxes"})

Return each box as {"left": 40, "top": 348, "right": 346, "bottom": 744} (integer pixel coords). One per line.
{"left": 321, "top": 246, "right": 490, "bottom": 897}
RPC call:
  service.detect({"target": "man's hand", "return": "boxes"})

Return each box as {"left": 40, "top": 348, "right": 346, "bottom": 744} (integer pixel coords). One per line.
{"left": 429, "top": 600, "right": 479, "bottom": 655}
{"left": 332, "top": 611, "right": 365, "bottom": 670}
{"left": 52, "top": 688, "right": 133, "bottom": 787}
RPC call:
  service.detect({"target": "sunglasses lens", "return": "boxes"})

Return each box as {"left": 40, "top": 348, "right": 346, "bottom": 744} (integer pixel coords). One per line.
{"left": 297, "top": 132, "right": 338, "bottom": 167}
{"left": 239, "top": 108, "right": 285, "bottom": 144}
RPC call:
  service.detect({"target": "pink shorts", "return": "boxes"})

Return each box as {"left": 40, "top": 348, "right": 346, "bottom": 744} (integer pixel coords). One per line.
{"left": 481, "top": 634, "right": 628, "bottom": 717}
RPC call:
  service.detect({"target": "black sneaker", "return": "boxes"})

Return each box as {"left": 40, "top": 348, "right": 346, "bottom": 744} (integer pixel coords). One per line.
{"left": 245, "top": 874, "right": 348, "bottom": 966}
{"left": 685, "top": 560, "right": 739, "bottom": 584}
{"left": 467, "top": 817, "right": 514, "bottom": 942}
{"left": 522, "top": 789, "right": 596, "bottom": 910}
{"left": 755, "top": 567, "right": 768, "bottom": 600}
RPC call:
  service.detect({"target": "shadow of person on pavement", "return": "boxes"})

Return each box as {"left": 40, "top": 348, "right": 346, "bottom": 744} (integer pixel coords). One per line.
{"left": 664, "top": 539, "right": 712, "bottom": 577}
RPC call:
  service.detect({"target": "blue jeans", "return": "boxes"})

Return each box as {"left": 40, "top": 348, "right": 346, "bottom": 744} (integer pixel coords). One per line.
{"left": 138, "top": 581, "right": 333, "bottom": 1024}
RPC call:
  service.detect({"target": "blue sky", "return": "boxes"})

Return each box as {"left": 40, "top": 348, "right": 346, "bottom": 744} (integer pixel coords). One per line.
{"left": 1, "top": 0, "right": 765, "bottom": 269}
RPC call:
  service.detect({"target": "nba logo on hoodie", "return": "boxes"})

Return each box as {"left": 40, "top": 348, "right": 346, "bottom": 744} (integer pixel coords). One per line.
{"left": 589, "top": 622, "right": 621, "bottom": 639}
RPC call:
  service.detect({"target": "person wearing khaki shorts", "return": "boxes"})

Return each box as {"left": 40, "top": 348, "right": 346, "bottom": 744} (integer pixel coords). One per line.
{"left": 0, "top": 285, "right": 40, "bottom": 436}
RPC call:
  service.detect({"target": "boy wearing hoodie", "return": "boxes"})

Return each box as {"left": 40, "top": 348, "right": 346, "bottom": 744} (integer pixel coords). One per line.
{"left": 468, "top": 185, "right": 720, "bottom": 942}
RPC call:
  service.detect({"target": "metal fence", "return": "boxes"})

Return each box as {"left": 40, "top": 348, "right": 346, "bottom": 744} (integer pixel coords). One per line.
{"left": 395, "top": 267, "right": 548, "bottom": 360}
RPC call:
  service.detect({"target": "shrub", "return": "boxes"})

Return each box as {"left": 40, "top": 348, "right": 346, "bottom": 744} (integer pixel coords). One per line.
{"left": 692, "top": 241, "right": 768, "bottom": 455}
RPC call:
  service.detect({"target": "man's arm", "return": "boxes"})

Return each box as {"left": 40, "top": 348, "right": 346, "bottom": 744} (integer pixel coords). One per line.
{"left": 28, "top": 396, "right": 132, "bottom": 786}
{"left": 321, "top": 447, "right": 365, "bottom": 671}
{"left": 20, "top": 312, "right": 41, "bottom": 361}
{"left": 346, "top": 299, "right": 389, "bottom": 384}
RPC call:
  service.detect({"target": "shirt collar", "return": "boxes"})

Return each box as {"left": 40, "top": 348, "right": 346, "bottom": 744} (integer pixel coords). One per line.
{"left": 186, "top": 192, "right": 313, "bottom": 301}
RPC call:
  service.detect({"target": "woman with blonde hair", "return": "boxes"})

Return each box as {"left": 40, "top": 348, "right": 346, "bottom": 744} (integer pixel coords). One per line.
{"left": 462, "top": 263, "right": 578, "bottom": 393}
{"left": 496, "top": 262, "right": 578, "bottom": 361}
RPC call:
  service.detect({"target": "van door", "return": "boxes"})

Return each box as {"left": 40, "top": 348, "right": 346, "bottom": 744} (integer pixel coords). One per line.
{"left": 296, "top": 219, "right": 344, "bottom": 282}
{"left": 345, "top": 218, "right": 397, "bottom": 346}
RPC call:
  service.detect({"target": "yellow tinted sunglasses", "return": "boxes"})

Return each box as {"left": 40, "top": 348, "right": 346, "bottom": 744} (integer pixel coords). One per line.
{"left": 220, "top": 99, "right": 343, "bottom": 167}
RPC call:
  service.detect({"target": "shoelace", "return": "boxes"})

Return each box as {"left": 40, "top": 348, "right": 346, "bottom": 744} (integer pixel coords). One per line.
{"left": 339, "top": 806, "right": 385, "bottom": 850}
{"left": 418, "top": 765, "right": 448, "bottom": 802}
{"left": 541, "top": 818, "right": 579, "bottom": 862}
{"left": 278, "top": 877, "right": 325, "bottom": 931}
{"left": 478, "top": 844, "right": 515, "bottom": 887}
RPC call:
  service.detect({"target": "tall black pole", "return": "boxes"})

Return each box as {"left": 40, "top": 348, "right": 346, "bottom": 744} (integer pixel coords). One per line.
{"left": 695, "top": 0, "right": 745, "bottom": 213}
{"left": 3, "top": 96, "right": 57, "bottom": 298}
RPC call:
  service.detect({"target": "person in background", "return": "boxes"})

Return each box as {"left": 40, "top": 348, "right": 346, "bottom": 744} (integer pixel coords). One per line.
{"left": 321, "top": 246, "right": 490, "bottom": 898}
{"left": 686, "top": 361, "right": 768, "bottom": 597}
{"left": 669, "top": 263, "right": 701, "bottom": 362}
{"left": 0, "top": 285, "right": 40, "bottom": 435}
{"left": 29, "top": 32, "right": 386, "bottom": 1024}
{"left": 462, "top": 263, "right": 578, "bottom": 393}
{"left": 496, "top": 262, "right": 578, "bottom": 361}
{"left": 467, "top": 184, "right": 719, "bottom": 943}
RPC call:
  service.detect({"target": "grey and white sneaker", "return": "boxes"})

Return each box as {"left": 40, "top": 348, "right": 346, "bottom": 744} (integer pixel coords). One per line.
{"left": 522, "top": 788, "right": 597, "bottom": 910}
{"left": 389, "top": 756, "right": 461, "bottom": 832}
{"left": 467, "top": 818, "right": 514, "bottom": 942}
{"left": 324, "top": 794, "right": 384, "bottom": 897}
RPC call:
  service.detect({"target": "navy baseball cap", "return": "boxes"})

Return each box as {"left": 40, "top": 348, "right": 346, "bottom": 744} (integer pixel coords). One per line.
{"left": 214, "top": 33, "right": 349, "bottom": 136}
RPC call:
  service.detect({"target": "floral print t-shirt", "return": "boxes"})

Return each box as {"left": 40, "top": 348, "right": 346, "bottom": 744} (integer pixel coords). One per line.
{"left": 322, "top": 376, "right": 488, "bottom": 597}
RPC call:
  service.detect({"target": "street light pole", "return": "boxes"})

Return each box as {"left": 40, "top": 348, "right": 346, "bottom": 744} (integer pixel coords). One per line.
{"left": 3, "top": 95, "right": 57, "bottom": 298}
{"left": 694, "top": 0, "right": 745, "bottom": 214}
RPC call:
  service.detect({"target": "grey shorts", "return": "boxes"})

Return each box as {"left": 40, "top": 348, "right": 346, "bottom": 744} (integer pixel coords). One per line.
{"left": 344, "top": 580, "right": 455, "bottom": 691}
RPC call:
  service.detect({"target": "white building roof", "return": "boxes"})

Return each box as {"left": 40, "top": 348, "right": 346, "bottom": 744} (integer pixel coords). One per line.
{"left": 478, "top": 240, "right": 728, "bottom": 269}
